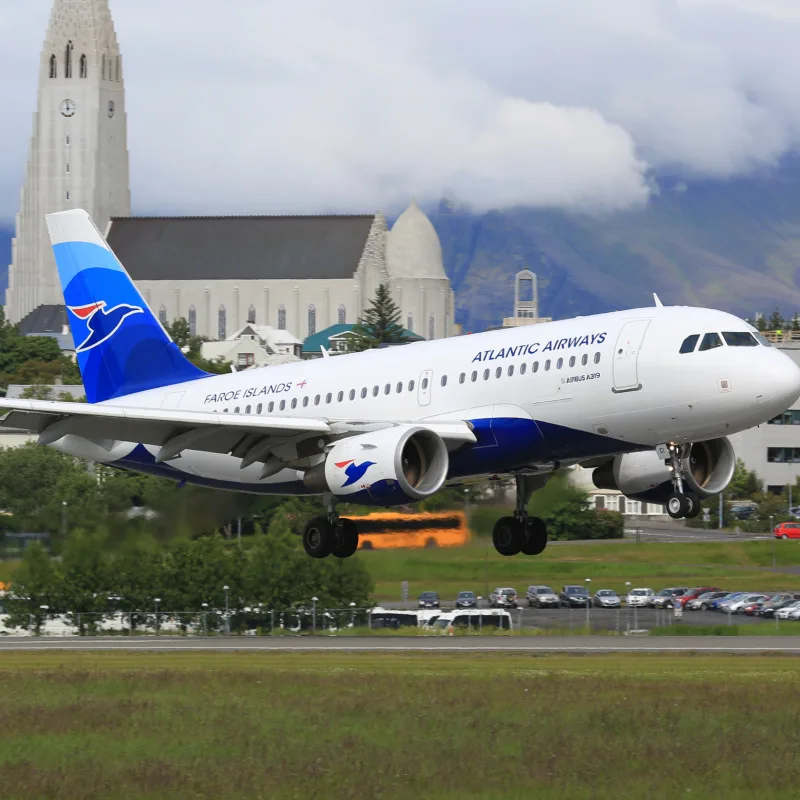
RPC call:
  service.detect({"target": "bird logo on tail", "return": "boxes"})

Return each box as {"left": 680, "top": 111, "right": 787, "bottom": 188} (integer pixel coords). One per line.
{"left": 68, "top": 300, "right": 144, "bottom": 353}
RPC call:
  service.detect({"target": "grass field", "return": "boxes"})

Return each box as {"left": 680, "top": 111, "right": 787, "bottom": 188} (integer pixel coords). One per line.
{"left": 0, "top": 652, "right": 799, "bottom": 799}
{"left": 363, "top": 539, "right": 800, "bottom": 601}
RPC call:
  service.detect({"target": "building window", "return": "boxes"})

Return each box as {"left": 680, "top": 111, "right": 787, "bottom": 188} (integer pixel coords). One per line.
{"left": 65, "top": 163, "right": 70, "bottom": 174}
{"left": 277, "top": 305, "right": 286, "bottom": 330}
{"left": 247, "top": 304, "right": 256, "bottom": 324}
{"left": 767, "top": 447, "right": 800, "bottom": 463}
{"left": 188, "top": 305, "right": 196, "bottom": 336}
{"left": 79, "top": 54, "right": 87, "bottom": 78}
{"left": 218, "top": 305, "right": 227, "bottom": 340}
{"left": 65, "top": 41, "right": 73, "bottom": 79}
{"left": 49, "top": 54, "right": 57, "bottom": 78}
{"left": 308, "top": 304, "right": 316, "bottom": 337}
{"left": 769, "top": 410, "right": 800, "bottom": 425}
{"left": 407, "top": 313, "right": 413, "bottom": 333}
{"left": 338, "top": 304, "right": 346, "bottom": 324}
{"left": 429, "top": 315, "right": 435, "bottom": 340}
{"left": 237, "top": 353, "right": 255, "bottom": 368}
{"left": 65, "top": 191, "right": 70, "bottom": 201}
{"left": 102, "top": 54, "right": 106, "bottom": 79}
{"left": 115, "top": 55, "right": 120, "bottom": 81}
{"left": 158, "top": 305, "right": 167, "bottom": 325}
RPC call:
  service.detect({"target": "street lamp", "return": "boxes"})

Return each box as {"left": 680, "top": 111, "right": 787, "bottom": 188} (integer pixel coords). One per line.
{"left": 154, "top": 597, "right": 161, "bottom": 635}
{"left": 349, "top": 601, "right": 356, "bottom": 628}
{"left": 223, "top": 585, "right": 230, "bottom": 634}
{"left": 61, "top": 500, "right": 67, "bottom": 538}
{"left": 312, "top": 596, "right": 318, "bottom": 635}
{"left": 202, "top": 602, "right": 208, "bottom": 636}
{"left": 625, "top": 582, "right": 632, "bottom": 632}
{"left": 770, "top": 515, "right": 776, "bottom": 568}
{"left": 584, "top": 578, "right": 592, "bottom": 630}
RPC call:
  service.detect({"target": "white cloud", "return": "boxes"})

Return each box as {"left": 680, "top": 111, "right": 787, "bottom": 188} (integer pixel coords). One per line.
{"left": 0, "top": 0, "right": 799, "bottom": 218}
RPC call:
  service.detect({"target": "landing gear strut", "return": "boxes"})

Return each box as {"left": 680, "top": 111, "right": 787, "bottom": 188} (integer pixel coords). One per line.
{"left": 664, "top": 444, "right": 702, "bottom": 520}
{"left": 302, "top": 495, "right": 360, "bottom": 559}
{"left": 492, "top": 475, "right": 548, "bottom": 557}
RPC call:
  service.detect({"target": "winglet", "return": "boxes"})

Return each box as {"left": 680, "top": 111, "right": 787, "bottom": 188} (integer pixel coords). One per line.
{"left": 653, "top": 293, "right": 663, "bottom": 307}
{"left": 320, "top": 346, "right": 330, "bottom": 359}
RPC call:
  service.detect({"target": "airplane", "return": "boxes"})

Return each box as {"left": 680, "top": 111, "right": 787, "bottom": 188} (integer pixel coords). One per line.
{"left": 1, "top": 208, "right": 799, "bottom": 560}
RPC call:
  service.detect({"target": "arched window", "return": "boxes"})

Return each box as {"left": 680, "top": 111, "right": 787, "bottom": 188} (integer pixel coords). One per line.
{"left": 338, "top": 304, "right": 346, "bottom": 324}
{"left": 277, "top": 304, "right": 286, "bottom": 330}
{"left": 308, "top": 304, "right": 316, "bottom": 337}
{"left": 79, "top": 54, "right": 87, "bottom": 78}
{"left": 65, "top": 41, "right": 73, "bottom": 79}
{"left": 218, "top": 305, "right": 227, "bottom": 340}
{"left": 115, "top": 55, "right": 120, "bottom": 81}
{"left": 247, "top": 304, "right": 256, "bottom": 324}
{"left": 158, "top": 305, "right": 167, "bottom": 326}
{"left": 49, "top": 54, "right": 57, "bottom": 79}
{"left": 188, "top": 306, "right": 197, "bottom": 337}
{"left": 428, "top": 315, "right": 436, "bottom": 340}
{"left": 101, "top": 54, "right": 106, "bottom": 80}
{"left": 407, "top": 313, "right": 413, "bottom": 333}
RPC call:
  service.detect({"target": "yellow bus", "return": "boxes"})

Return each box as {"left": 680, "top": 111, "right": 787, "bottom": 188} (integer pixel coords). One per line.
{"left": 354, "top": 510, "right": 469, "bottom": 550}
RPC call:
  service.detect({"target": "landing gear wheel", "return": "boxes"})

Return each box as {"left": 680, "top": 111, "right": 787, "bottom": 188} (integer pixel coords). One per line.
{"left": 521, "top": 516, "right": 548, "bottom": 555}
{"left": 683, "top": 493, "right": 702, "bottom": 519}
{"left": 303, "top": 516, "right": 335, "bottom": 559}
{"left": 492, "top": 516, "right": 525, "bottom": 556}
{"left": 332, "top": 518, "right": 359, "bottom": 559}
{"left": 666, "top": 492, "right": 690, "bottom": 520}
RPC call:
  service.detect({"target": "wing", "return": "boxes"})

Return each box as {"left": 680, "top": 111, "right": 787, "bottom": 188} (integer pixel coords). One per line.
{"left": 0, "top": 398, "right": 475, "bottom": 466}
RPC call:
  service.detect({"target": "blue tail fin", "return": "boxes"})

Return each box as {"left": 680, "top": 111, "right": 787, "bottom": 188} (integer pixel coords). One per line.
{"left": 46, "top": 209, "right": 209, "bottom": 403}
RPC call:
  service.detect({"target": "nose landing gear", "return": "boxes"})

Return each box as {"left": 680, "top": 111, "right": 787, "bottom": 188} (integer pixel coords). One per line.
{"left": 302, "top": 495, "right": 360, "bottom": 558}
{"left": 664, "top": 444, "right": 702, "bottom": 520}
{"left": 491, "top": 475, "right": 549, "bottom": 556}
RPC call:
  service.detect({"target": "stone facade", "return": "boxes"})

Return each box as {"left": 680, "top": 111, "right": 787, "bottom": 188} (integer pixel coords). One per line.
{"left": 6, "top": 0, "right": 131, "bottom": 323}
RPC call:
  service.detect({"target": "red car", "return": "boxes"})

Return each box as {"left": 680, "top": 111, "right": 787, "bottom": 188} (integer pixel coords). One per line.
{"left": 774, "top": 522, "right": 800, "bottom": 539}
{"left": 673, "top": 586, "right": 723, "bottom": 608}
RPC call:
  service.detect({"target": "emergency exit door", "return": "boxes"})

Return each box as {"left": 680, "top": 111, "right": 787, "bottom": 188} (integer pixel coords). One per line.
{"left": 417, "top": 369, "right": 433, "bottom": 406}
{"left": 612, "top": 320, "right": 650, "bottom": 392}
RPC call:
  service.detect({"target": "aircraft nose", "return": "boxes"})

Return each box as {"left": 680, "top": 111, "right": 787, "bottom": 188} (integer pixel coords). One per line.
{"left": 768, "top": 351, "right": 800, "bottom": 410}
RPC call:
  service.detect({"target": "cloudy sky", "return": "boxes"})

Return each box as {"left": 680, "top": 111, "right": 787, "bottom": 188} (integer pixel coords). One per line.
{"left": 1, "top": 0, "right": 799, "bottom": 218}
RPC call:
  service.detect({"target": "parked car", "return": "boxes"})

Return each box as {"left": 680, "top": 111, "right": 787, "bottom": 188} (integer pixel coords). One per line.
{"left": 774, "top": 522, "right": 800, "bottom": 539}
{"left": 755, "top": 594, "right": 800, "bottom": 617}
{"left": 625, "top": 588, "right": 655, "bottom": 608}
{"left": 489, "top": 587, "right": 518, "bottom": 608}
{"left": 418, "top": 591, "right": 441, "bottom": 609}
{"left": 731, "top": 506, "right": 757, "bottom": 521}
{"left": 741, "top": 598, "right": 769, "bottom": 616}
{"left": 673, "top": 586, "right": 723, "bottom": 609}
{"left": 455, "top": 591, "right": 477, "bottom": 609}
{"left": 526, "top": 585, "right": 560, "bottom": 608}
{"left": 727, "top": 593, "right": 769, "bottom": 614}
{"left": 711, "top": 592, "right": 747, "bottom": 611}
{"left": 685, "top": 591, "right": 729, "bottom": 611}
{"left": 650, "top": 587, "right": 688, "bottom": 609}
{"left": 775, "top": 601, "right": 800, "bottom": 620}
{"left": 559, "top": 585, "right": 591, "bottom": 607}
{"left": 593, "top": 589, "right": 621, "bottom": 608}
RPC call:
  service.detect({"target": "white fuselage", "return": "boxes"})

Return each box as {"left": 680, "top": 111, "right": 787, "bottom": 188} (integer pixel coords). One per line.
{"left": 53, "top": 305, "right": 800, "bottom": 494}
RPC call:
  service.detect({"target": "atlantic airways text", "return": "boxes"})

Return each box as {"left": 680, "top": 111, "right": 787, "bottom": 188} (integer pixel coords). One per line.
{"left": 471, "top": 332, "right": 607, "bottom": 363}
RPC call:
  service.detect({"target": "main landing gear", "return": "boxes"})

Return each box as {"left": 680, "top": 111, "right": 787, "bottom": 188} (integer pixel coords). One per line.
{"left": 492, "top": 475, "right": 548, "bottom": 557}
{"left": 664, "top": 443, "right": 702, "bottom": 520}
{"left": 302, "top": 495, "right": 359, "bottom": 559}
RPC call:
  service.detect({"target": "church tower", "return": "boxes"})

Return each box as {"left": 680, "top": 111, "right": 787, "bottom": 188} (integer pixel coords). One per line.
{"left": 5, "top": 0, "right": 130, "bottom": 324}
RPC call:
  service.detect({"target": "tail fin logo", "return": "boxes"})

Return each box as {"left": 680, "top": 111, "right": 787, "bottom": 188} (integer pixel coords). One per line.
{"left": 68, "top": 301, "right": 144, "bottom": 353}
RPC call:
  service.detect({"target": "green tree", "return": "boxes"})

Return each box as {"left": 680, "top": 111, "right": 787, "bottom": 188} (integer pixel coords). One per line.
{"left": 4, "top": 541, "right": 62, "bottom": 630}
{"left": 727, "top": 458, "right": 762, "bottom": 499}
{"left": 167, "top": 317, "right": 192, "bottom": 349}
{"left": 768, "top": 307, "right": 785, "bottom": 331}
{"left": 350, "top": 283, "right": 409, "bottom": 351}
{"left": 792, "top": 313, "right": 800, "bottom": 332}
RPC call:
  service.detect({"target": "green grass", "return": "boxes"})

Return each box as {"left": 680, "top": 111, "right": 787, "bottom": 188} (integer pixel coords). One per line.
{"left": 0, "top": 652, "right": 799, "bottom": 799}
{"left": 363, "top": 539, "right": 800, "bottom": 600}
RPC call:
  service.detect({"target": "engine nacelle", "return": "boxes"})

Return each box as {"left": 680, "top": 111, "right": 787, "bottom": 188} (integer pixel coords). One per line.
{"left": 592, "top": 437, "right": 736, "bottom": 504}
{"left": 303, "top": 426, "right": 449, "bottom": 506}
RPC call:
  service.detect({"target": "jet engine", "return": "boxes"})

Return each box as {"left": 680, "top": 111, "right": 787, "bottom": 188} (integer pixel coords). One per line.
{"left": 592, "top": 437, "right": 736, "bottom": 504}
{"left": 303, "top": 425, "right": 449, "bottom": 506}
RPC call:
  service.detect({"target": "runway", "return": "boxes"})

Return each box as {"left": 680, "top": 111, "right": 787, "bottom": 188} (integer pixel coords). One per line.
{"left": 2, "top": 635, "right": 800, "bottom": 653}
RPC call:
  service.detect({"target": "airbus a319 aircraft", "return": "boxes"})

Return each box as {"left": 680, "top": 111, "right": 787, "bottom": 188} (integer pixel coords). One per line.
{"left": 3, "top": 209, "right": 799, "bottom": 559}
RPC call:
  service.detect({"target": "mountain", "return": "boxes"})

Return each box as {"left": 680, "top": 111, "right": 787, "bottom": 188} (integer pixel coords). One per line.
{"left": 432, "top": 159, "right": 800, "bottom": 332}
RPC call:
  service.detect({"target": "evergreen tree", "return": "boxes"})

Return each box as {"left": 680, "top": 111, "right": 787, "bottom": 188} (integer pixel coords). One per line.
{"left": 792, "top": 313, "right": 800, "bottom": 332}
{"left": 350, "top": 284, "right": 409, "bottom": 352}
{"left": 768, "top": 307, "right": 784, "bottom": 331}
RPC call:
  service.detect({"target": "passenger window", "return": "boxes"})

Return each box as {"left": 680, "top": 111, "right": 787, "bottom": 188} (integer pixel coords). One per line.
{"left": 594, "top": 352, "right": 600, "bottom": 364}
{"left": 279, "top": 400, "right": 286, "bottom": 411}
{"left": 440, "top": 375, "right": 447, "bottom": 387}
{"left": 495, "top": 367, "right": 502, "bottom": 379}
{"left": 471, "top": 371, "right": 477, "bottom": 382}
{"left": 349, "top": 389, "right": 355, "bottom": 401}
{"left": 314, "top": 395, "right": 320, "bottom": 405}
{"left": 483, "top": 369, "right": 490, "bottom": 380}
{"left": 361, "top": 388, "right": 368, "bottom": 399}
{"left": 302, "top": 396, "right": 309, "bottom": 407}
{"left": 291, "top": 399, "right": 297, "bottom": 409}
{"left": 326, "top": 393, "right": 332, "bottom": 404}
{"left": 581, "top": 354, "right": 587, "bottom": 366}
{"left": 256, "top": 403, "right": 262, "bottom": 414}
{"left": 569, "top": 356, "right": 575, "bottom": 368}
{"left": 520, "top": 363, "right": 526, "bottom": 375}
{"left": 679, "top": 334, "right": 700, "bottom": 354}
{"left": 545, "top": 360, "right": 551, "bottom": 371}
{"left": 459, "top": 373, "right": 465, "bottom": 384}
{"left": 698, "top": 332, "right": 723, "bottom": 352}
{"left": 268, "top": 402, "right": 274, "bottom": 412}
{"left": 245, "top": 405, "right": 251, "bottom": 414}
{"left": 422, "top": 378, "right": 429, "bottom": 390}
{"left": 409, "top": 380, "right": 415, "bottom": 391}
{"left": 384, "top": 384, "right": 391, "bottom": 395}
{"left": 234, "top": 406, "right": 240, "bottom": 414}
{"left": 507, "top": 365, "right": 514, "bottom": 377}
{"left": 556, "top": 358, "right": 563, "bottom": 369}
{"left": 722, "top": 331, "right": 757, "bottom": 347}
{"left": 533, "top": 362, "right": 539, "bottom": 373}
{"left": 396, "top": 382, "right": 403, "bottom": 393}
{"left": 338, "top": 391, "right": 344, "bottom": 402}
{"left": 223, "top": 408, "right": 228, "bottom": 413}
{"left": 371, "top": 386, "right": 378, "bottom": 397}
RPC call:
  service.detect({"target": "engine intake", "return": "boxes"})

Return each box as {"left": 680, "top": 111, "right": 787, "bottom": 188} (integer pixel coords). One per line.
{"left": 303, "top": 426, "right": 449, "bottom": 506}
{"left": 592, "top": 437, "right": 736, "bottom": 504}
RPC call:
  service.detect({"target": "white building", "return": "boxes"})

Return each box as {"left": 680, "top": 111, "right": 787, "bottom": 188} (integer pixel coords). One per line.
{"left": 6, "top": 0, "right": 131, "bottom": 324}
{"left": 6, "top": 1, "right": 455, "bottom": 347}
{"left": 200, "top": 324, "right": 302, "bottom": 370}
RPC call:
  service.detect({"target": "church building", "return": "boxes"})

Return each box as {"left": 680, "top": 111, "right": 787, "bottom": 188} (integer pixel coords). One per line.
{"left": 6, "top": 0, "right": 454, "bottom": 347}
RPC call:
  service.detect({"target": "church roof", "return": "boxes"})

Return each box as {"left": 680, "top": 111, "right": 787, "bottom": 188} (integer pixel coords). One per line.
{"left": 107, "top": 215, "right": 376, "bottom": 281}
{"left": 386, "top": 199, "right": 447, "bottom": 280}
{"left": 17, "top": 304, "right": 68, "bottom": 336}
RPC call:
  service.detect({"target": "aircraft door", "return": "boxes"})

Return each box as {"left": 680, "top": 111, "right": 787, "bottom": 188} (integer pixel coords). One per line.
{"left": 418, "top": 369, "right": 433, "bottom": 406}
{"left": 612, "top": 320, "right": 650, "bottom": 393}
{"left": 161, "top": 391, "right": 185, "bottom": 408}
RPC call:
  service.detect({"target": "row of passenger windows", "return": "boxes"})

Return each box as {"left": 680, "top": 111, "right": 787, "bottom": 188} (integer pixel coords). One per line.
{"left": 220, "top": 351, "right": 602, "bottom": 414}
{"left": 679, "top": 330, "right": 764, "bottom": 354}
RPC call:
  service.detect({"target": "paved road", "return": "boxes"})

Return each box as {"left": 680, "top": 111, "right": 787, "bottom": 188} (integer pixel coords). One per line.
{"left": 1, "top": 635, "right": 799, "bottom": 652}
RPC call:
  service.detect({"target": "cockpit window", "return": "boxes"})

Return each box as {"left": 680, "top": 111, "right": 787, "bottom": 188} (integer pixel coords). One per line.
{"left": 752, "top": 331, "right": 772, "bottom": 348}
{"left": 698, "top": 332, "right": 723, "bottom": 352}
{"left": 679, "top": 334, "right": 700, "bottom": 354}
{"left": 722, "top": 331, "right": 758, "bottom": 347}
